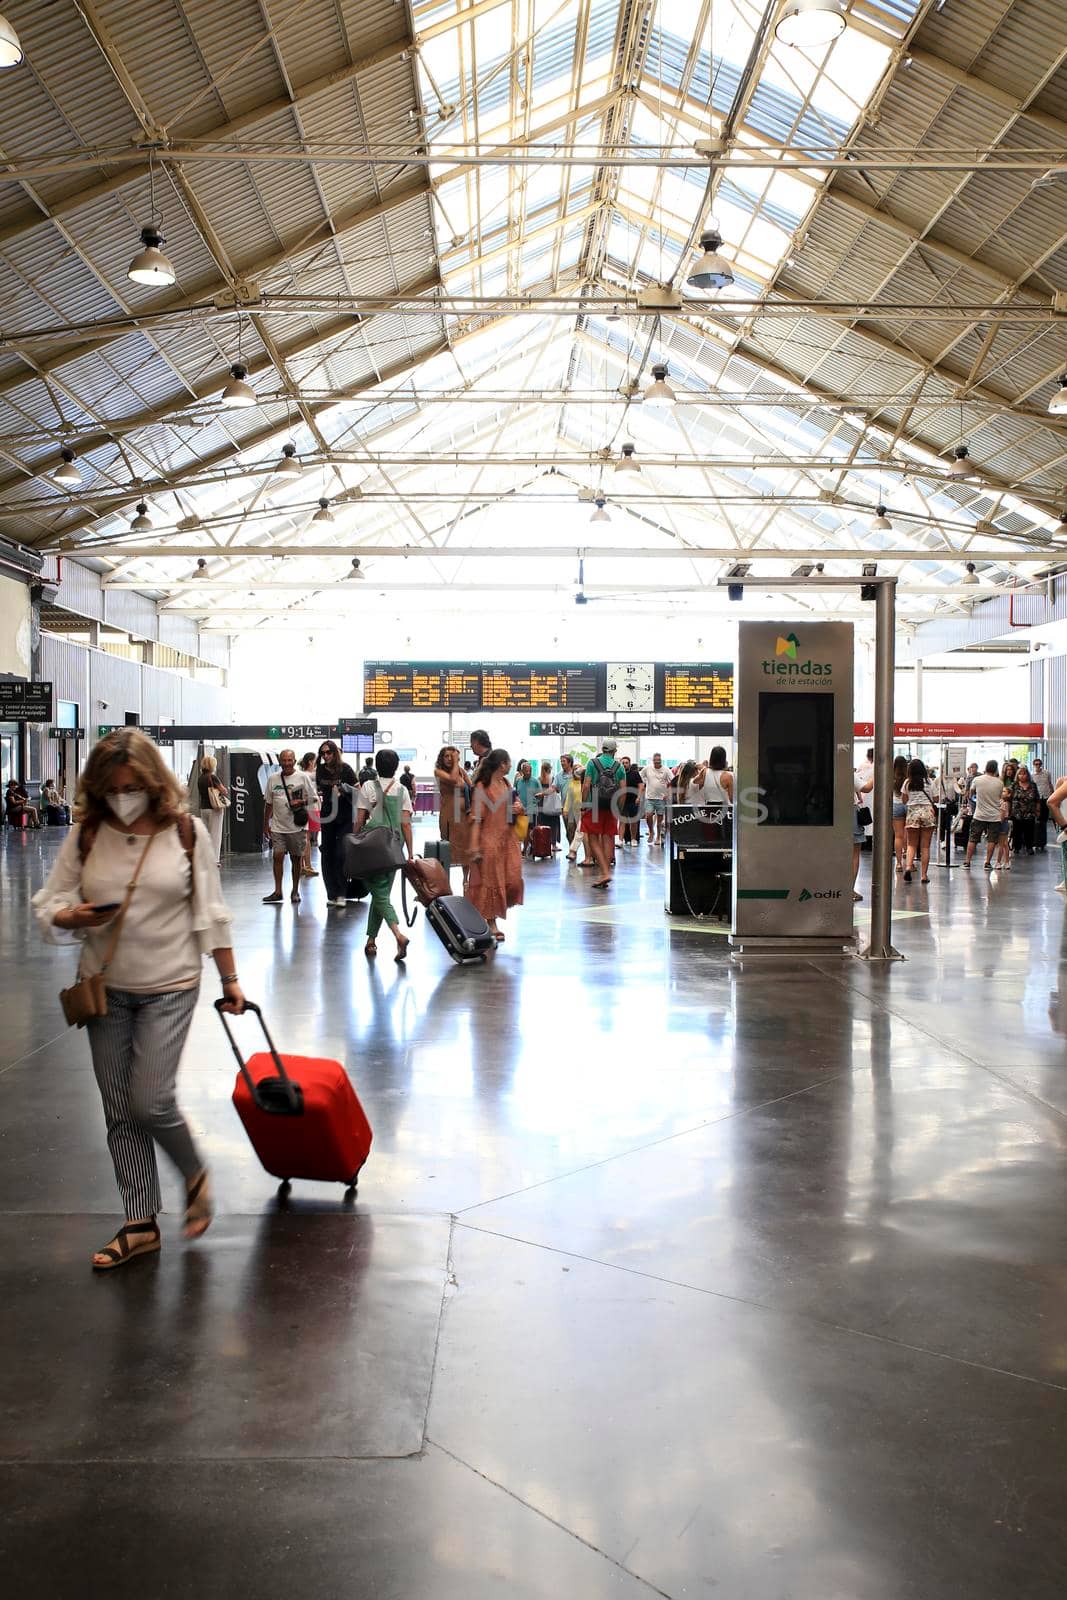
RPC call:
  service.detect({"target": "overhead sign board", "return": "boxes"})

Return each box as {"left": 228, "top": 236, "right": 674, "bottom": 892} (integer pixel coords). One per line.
{"left": 656, "top": 663, "right": 733, "bottom": 712}
{"left": 529, "top": 719, "right": 733, "bottom": 738}
{"left": 363, "top": 662, "right": 735, "bottom": 714}
{"left": 0, "top": 680, "right": 53, "bottom": 721}
{"left": 99, "top": 723, "right": 174, "bottom": 746}
{"left": 854, "top": 722, "right": 1043, "bottom": 740}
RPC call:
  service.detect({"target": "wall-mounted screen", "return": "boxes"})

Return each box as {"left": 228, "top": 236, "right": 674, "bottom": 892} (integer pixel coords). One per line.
{"left": 363, "top": 663, "right": 481, "bottom": 712}
{"left": 757, "top": 692, "right": 834, "bottom": 826}
{"left": 656, "top": 663, "right": 734, "bottom": 712}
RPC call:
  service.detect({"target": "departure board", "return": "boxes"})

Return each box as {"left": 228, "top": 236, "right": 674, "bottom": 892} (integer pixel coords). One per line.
{"left": 363, "top": 662, "right": 481, "bottom": 712}
{"left": 481, "top": 662, "right": 604, "bottom": 711}
{"left": 656, "top": 662, "right": 734, "bottom": 712}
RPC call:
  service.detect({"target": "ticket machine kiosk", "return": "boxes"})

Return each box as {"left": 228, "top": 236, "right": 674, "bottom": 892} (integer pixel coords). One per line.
{"left": 732, "top": 621, "right": 855, "bottom": 952}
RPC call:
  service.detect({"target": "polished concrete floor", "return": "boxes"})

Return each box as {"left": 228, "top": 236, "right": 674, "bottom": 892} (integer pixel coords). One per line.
{"left": 1, "top": 824, "right": 1064, "bottom": 1598}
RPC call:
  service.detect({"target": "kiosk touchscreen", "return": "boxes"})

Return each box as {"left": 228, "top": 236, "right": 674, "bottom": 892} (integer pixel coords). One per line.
{"left": 733, "top": 622, "right": 855, "bottom": 951}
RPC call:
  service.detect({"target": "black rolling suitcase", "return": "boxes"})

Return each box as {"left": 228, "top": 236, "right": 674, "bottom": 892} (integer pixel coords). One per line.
{"left": 426, "top": 893, "right": 495, "bottom": 963}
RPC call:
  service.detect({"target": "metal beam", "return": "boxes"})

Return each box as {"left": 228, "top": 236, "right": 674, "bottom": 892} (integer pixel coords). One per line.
{"left": 87, "top": 542, "right": 1047, "bottom": 561}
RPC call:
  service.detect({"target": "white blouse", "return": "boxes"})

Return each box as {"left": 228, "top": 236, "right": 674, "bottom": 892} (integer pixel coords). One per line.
{"left": 33, "top": 817, "right": 233, "bottom": 993}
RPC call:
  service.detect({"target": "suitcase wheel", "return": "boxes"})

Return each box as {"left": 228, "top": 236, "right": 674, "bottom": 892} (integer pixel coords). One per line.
{"left": 278, "top": 1179, "right": 291, "bottom": 1195}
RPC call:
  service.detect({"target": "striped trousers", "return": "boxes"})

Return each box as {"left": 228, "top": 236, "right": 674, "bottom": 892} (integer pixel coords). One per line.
{"left": 87, "top": 987, "right": 201, "bottom": 1220}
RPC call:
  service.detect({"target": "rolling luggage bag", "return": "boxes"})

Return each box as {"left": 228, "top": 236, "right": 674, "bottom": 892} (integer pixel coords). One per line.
{"left": 425, "top": 894, "right": 495, "bottom": 963}
{"left": 424, "top": 837, "right": 452, "bottom": 873}
{"left": 529, "top": 823, "right": 553, "bottom": 859}
{"left": 400, "top": 855, "right": 451, "bottom": 926}
{"left": 217, "top": 1000, "right": 372, "bottom": 1192}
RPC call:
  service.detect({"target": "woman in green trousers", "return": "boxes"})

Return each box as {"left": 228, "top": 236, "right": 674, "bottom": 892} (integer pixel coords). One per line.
{"left": 353, "top": 748, "right": 415, "bottom": 960}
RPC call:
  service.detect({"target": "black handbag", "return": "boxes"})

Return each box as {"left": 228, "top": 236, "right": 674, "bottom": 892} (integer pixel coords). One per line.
{"left": 279, "top": 772, "right": 309, "bottom": 829}
{"left": 855, "top": 804, "right": 873, "bottom": 828}
{"left": 343, "top": 779, "right": 406, "bottom": 879}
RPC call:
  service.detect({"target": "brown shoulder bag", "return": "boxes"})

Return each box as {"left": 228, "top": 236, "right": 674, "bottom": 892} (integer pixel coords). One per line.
{"left": 58, "top": 816, "right": 195, "bottom": 1028}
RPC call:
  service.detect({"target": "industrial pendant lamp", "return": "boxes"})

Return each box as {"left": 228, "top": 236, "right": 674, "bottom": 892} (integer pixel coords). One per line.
{"left": 190, "top": 558, "right": 209, "bottom": 579}
{"left": 127, "top": 225, "right": 175, "bottom": 287}
{"left": 590, "top": 497, "right": 611, "bottom": 524}
{"left": 130, "top": 501, "right": 153, "bottom": 532}
{"left": 870, "top": 504, "right": 892, "bottom": 533}
{"left": 615, "top": 442, "right": 640, "bottom": 474}
{"left": 274, "top": 442, "right": 302, "bottom": 477}
{"left": 346, "top": 557, "right": 365, "bottom": 581}
{"left": 312, "top": 497, "right": 334, "bottom": 524}
{"left": 775, "top": 0, "right": 847, "bottom": 49}
{"left": 961, "top": 562, "right": 980, "bottom": 586}
{"left": 53, "top": 448, "right": 81, "bottom": 487}
{"left": 0, "top": 13, "right": 24, "bottom": 67}
{"left": 687, "top": 228, "right": 734, "bottom": 291}
{"left": 1048, "top": 375, "right": 1067, "bottom": 415}
{"left": 644, "top": 363, "right": 676, "bottom": 405}
{"left": 948, "top": 444, "right": 970, "bottom": 478}
{"left": 221, "top": 362, "right": 256, "bottom": 407}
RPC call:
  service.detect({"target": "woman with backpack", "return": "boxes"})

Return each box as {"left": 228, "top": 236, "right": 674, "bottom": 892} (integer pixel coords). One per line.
{"left": 901, "top": 757, "right": 937, "bottom": 883}
{"left": 581, "top": 738, "right": 626, "bottom": 889}
{"left": 352, "top": 748, "right": 415, "bottom": 961}
{"left": 31, "top": 728, "right": 245, "bottom": 1272}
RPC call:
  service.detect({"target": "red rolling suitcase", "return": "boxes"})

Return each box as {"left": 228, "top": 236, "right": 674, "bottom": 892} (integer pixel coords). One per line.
{"left": 529, "top": 824, "right": 553, "bottom": 859}
{"left": 216, "top": 1001, "right": 372, "bottom": 1193}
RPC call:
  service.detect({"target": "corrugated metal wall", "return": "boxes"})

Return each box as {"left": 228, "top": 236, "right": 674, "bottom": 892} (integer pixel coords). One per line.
{"left": 1046, "top": 652, "right": 1067, "bottom": 781}
{"left": 39, "top": 633, "right": 89, "bottom": 724}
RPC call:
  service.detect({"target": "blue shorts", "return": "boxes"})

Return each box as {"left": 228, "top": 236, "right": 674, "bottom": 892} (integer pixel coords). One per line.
{"left": 646, "top": 799, "right": 665, "bottom": 815}
{"left": 893, "top": 801, "right": 907, "bottom": 821}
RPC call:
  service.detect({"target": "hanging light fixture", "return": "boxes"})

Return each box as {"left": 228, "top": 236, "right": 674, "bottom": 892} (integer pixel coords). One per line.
{"left": 221, "top": 362, "right": 256, "bottom": 407}
{"left": 775, "top": 0, "right": 847, "bottom": 49}
{"left": 312, "top": 497, "right": 334, "bottom": 524}
{"left": 190, "top": 558, "right": 209, "bottom": 579}
{"left": 130, "top": 501, "right": 153, "bottom": 532}
{"left": 615, "top": 442, "right": 640, "bottom": 474}
{"left": 590, "top": 497, "right": 611, "bottom": 524}
{"left": 274, "top": 442, "right": 302, "bottom": 477}
{"left": 127, "top": 225, "right": 175, "bottom": 287}
{"left": 0, "top": 13, "right": 23, "bottom": 68}
{"left": 1048, "top": 376, "right": 1067, "bottom": 415}
{"left": 961, "top": 562, "right": 980, "bottom": 586}
{"left": 948, "top": 444, "right": 970, "bottom": 478}
{"left": 644, "top": 363, "right": 676, "bottom": 405}
{"left": 53, "top": 449, "right": 81, "bottom": 487}
{"left": 606, "top": 305, "right": 622, "bottom": 323}
{"left": 870, "top": 504, "right": 892, "bottom": 533}
{"left": 687, "top": 228, "right": 734, "bottom": 291}
{"left": 346, "top": 557, "right": 365, "bottom": 582}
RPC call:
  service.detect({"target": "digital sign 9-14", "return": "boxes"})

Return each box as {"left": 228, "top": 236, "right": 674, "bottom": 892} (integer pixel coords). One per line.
{"left": 362, "top": 661, "right": 734, "bottom": 714}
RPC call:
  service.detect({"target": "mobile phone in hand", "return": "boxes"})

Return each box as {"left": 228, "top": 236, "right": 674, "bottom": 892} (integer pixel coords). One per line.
{"left": 91, "top": 902, "right": 121, "bottom": 913}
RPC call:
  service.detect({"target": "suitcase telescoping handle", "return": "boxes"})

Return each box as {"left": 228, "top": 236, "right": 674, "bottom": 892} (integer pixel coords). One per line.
{"left": 214, "top": 998, "right": 301, "bottom": 1114}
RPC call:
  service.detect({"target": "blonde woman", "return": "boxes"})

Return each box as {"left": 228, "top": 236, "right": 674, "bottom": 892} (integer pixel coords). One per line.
{"left": 197, "top": 754, "right": 228, "bottom": 864}
{"left": 33, "top": 729, "right": 245, "bottom": 1272}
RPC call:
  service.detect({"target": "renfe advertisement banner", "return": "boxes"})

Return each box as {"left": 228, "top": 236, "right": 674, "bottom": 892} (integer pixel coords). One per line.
{"left": 228, "top": 751, "right": 265, "bottom": 854}
{"left": 733, "top": 621, "right": 855, "bottom": 949}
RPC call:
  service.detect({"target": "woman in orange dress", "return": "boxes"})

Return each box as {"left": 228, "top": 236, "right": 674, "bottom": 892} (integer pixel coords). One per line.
{"left": 466, "top": 748, "right": 524, "bottom": 942}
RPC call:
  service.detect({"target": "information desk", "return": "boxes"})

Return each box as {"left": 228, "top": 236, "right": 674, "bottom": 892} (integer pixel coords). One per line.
{"left": 665, "top": 803, "right": 732, "bottom": 919}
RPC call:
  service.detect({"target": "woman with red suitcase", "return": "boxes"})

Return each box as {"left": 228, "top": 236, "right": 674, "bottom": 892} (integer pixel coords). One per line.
{"left": 33, "top": 728, "right": 246, "bottom": 1272}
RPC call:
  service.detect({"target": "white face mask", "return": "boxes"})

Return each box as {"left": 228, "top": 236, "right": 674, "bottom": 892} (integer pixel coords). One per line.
{"left": 107, "top": 790, "right": 149, "bottom": 825}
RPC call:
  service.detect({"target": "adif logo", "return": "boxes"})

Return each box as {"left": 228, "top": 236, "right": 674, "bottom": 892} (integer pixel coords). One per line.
{"left": 776, "top": 632, "right": 799, "bottom": 659}
{"left": 799, "top": 887, "right": 841, "bottom": 901}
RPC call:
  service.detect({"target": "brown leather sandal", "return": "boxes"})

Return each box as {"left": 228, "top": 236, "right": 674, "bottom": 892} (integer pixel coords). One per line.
{"left": 183, "top": 1169, "right": 213, "bottom": 1239}
{"left": 92, "top": 1219, "right": 160, "bottom": 1271}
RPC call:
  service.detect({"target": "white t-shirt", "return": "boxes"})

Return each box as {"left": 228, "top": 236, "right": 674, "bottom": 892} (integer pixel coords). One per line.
{"left": 972, "top": 773, "right": 1005, "bottom": 822}
{"left": 265, "top": 769, "right": 317, "bottom": 833}
{"left": 357, "top": 777, "right": 413, "bottom": 818}
{"left": 32, "top": 817, "right": 232, "bottom": 992}
{"left": 641, "top": 764, "right": 671, "bottom": 800}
